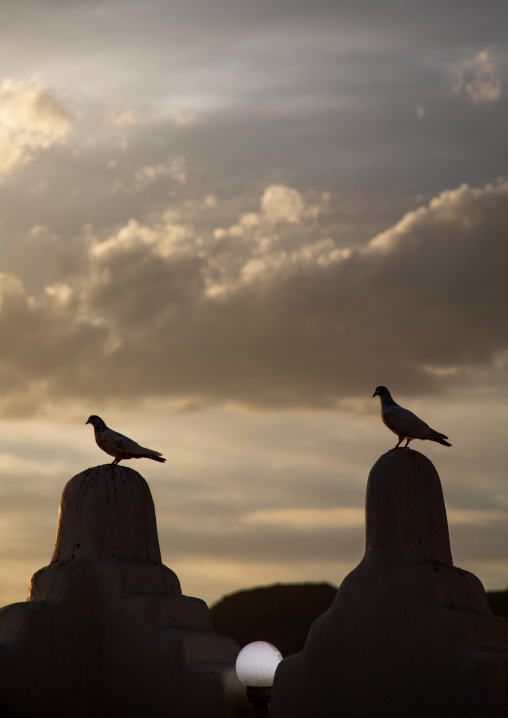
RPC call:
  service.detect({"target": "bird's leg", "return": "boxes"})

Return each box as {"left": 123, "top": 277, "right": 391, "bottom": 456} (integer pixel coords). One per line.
{"left": 111, "top": 458, "right": 120, "bottom": 465}
{"left": 392, "top": 437, "right": 403, "bottom": 450}
{"left": 404, "top": 438, "right": 413, "bottom": 448}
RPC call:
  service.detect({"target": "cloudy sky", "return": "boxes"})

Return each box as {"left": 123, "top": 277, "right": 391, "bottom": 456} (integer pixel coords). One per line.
{"left": 0, "top": 0, "right": 507, "bottom": 609}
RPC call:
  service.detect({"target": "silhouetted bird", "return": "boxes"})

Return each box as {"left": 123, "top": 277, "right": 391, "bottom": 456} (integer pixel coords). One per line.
{"left": 372, "top": 386, "right": 451, "bottom": 449}
{"left": 86, "top": 415, "right": 166, "bottom": 464}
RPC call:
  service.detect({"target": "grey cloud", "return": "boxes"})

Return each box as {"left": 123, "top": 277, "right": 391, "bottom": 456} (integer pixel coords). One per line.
{"left": 0, "top": 484, "right": 60, "bottom": 561}
{"left": 160, "top": 523, "right": 365, "bottom": 566}
{"left": 3, "top": 225, "right": 88, "bottom": 294}
{"left": 0, "top": 0, "right": 506, "bottom": 251}
{"left": 450, "top": 47, "right": 502, "bottom": 104}
{"left": 451, "top": 522, "right": 508, "bottom": 565}
{"left": 0, "top": 180, "right": 507, "bottom": 415}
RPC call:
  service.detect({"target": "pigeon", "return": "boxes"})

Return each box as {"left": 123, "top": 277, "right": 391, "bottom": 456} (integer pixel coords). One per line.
{"left": 372, "top": 386, "right": 451, "bottom": 450}
{"left": 86, "top": 415, "right": 166, "bottom": 465}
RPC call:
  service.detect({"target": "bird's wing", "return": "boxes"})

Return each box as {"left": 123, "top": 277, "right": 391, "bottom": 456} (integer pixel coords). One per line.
{"left": 382, "top": 405, "right": 433, "bottom": 438}
{"left": 100, "top": 429, "right": 162, "bottom": 458}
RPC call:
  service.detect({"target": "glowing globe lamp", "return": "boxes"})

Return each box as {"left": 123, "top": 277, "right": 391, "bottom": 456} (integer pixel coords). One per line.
{"left": 235, "top": 641, "right": 283, "bottom": 715}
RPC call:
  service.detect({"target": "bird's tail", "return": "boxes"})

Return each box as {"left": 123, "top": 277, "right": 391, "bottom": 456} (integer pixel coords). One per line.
{"left": 431, "top": 437, "right": 452, "bottom": 447}
{"left": 148, "top": 455, "right": 167, "bottom": 463}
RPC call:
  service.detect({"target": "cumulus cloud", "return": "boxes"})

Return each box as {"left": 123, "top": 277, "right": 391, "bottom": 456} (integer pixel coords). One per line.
{"left": 450, "top": 47, "right": 502, "bottom": 104}
{"left": 135, "top": 155, "right": 187, "bottom": 189}
{"left": 261, "top": 184, "right": 305, "bottom": 224}
{"left": 0, "top": 181, "right": 507, "bottom": 415}
{"left": 0, "top": 77, "right": 73, "bottom": 180}
{"left": 214, "top": 185, "right": 326, "bottom": 244}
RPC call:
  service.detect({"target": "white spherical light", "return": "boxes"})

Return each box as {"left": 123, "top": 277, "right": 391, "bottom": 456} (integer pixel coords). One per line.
{"left": 235, "top": 641, "right": 283, "bottom": 687}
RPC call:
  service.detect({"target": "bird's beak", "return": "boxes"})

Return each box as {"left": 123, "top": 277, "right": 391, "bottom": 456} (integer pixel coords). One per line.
{"left": 372, "top": 390, "right": 378, "bottom": 398}
{"left": 85, "top": 419, "right": 90, "bottom": 425}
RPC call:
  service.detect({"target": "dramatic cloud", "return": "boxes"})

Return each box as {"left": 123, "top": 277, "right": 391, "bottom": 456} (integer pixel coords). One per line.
{"left": 0, "top": 77, "right": 73, "bottom": 180}
{"left": 0, "top": 180, "right": 507, "bottom": 416}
